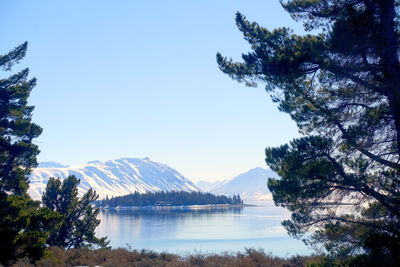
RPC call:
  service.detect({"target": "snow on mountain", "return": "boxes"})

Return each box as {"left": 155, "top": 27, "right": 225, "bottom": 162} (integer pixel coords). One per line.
{"left": 196, "top": 180, "right": 226, "bottom": 192}
{"left": 28, "top": 158, "right": 198, "bottom": 200}
{"left": 210, "top": 167, "right": 279, "bottom": 201}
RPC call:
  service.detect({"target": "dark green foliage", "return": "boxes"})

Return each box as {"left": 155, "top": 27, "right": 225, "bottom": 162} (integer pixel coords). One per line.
{"left": 0, "top": 194, "right": 60, "bottom": 265}
{"left": 0, "top": 43, "right": 60, "bottom": 265}
{"left": 217, "top": 0, "right": 400, "bottom": 262}
{"left": 42, "top": 175, "right": 109, "bottom": 250}
{"left": 0, "top": 41, "right": 42, "bottom": 195}
{"left": 99, "top": 191, "right": 243, "bottom": 207}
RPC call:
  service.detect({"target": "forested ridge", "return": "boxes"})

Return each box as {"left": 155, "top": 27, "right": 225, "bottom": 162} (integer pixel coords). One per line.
{"left": 98, "top": 191, "right": 243, "bottom": 207}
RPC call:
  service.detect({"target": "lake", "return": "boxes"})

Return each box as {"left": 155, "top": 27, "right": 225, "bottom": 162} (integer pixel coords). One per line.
{"left": 96, "top": 201, "right": 311, "bottom": 257}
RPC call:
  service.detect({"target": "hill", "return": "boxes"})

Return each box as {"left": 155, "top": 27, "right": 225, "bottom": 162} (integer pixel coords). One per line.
{"left": 209, "top": 167, "right": 279, "bottom": 200}
{"left": 195, "top": 180, "right": 226, "bottom": 192}
{"left": 28, "top": 157, "right": 198, "bottom": 200}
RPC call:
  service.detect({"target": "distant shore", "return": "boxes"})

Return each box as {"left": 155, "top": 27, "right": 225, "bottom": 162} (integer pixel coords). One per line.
{"left": 97, "top": 203, "right": 255, "bottom": 210}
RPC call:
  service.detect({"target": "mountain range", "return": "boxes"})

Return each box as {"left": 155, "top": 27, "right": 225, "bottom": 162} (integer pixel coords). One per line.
{"left": 195, "top": 180, "right": 226, "bottom": 192}
{"left": 29, "top": 158, "right": 279, "bottom": 201}
{"left": 28, "top": 157, "right": 198, "bottom": 200}
{"left": 196, "top": 167, "right": 279, "bottom": 201}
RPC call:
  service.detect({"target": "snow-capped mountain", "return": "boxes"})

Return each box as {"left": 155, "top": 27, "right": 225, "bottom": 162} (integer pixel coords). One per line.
{"left": 28, "top": 158, "right": 198, "bottom": 200}
{"left": 209, "top": 167, "right": 279, "bottom": 200}
{"left": 195, "top": 180, "right": 226, "bottom": 192}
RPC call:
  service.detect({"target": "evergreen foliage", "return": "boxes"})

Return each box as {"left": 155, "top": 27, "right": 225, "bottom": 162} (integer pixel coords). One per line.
{"left": 0, "top": 43, "right": 60, "bottom": 265}
{"left": 42, "top": 175, "right": 109, "bottom": 250}
{"left": 217, "top": 0, "right": 400, "bottom": 263}
{"left": 99, "top": 191, "right": 243, "bottom": 207}
{"left": 0, "top": 41, "right": 42, "bottom": 195}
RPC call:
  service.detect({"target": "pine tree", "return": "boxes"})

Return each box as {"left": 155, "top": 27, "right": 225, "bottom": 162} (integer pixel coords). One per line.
{"left": 0, "top": 42, "right": 60, "bottom": 265}
{"left": 42, "top": 175, "right": 109, "bottom": 249}
{"left": 0, "top": 42, "right": 41, "bottom": 195}
{"left": 217, "top": 0, "right": 400, "bottom": 262}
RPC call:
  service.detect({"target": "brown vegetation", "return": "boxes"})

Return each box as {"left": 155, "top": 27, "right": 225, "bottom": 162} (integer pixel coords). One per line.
{"left": 7, "top": 247, "right": 322, "bottom": 267}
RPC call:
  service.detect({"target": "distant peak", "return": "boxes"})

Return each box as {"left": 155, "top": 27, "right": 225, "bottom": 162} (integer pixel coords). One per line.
{"left": 236, "top": 167, "right": 269, "bottom": 175}
{"left": 231, "top": 167, "right": 275, "bottom": 180}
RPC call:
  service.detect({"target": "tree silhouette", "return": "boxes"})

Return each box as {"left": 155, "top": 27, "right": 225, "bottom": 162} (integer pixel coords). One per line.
{"left": 217, "top": 0, "right": 400, "bottom": 262}
{"left": 43, "top": 176, "right": 109, "bottom": 249}
{"left": 0, "top": 42, "right": 60, "bottom": 265}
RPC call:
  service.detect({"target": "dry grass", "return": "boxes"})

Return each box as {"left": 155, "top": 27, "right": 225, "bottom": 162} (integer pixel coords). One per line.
{"left": 9, "top": 247, "right": 322, "bottom": 267}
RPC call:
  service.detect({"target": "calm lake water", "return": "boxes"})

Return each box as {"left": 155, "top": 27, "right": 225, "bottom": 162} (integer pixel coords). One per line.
{"left": 96, "top": 201, "right": 311, "bottom": 257}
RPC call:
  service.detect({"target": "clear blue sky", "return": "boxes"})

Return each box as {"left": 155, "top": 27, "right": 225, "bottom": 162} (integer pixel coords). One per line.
{"left": 1, "top": 0, "right": 304, "bottom": 182}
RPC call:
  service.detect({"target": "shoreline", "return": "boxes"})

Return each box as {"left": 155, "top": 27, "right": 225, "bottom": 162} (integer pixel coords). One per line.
{"left": 97, "top": 203, "right": 255, "bottom": 210}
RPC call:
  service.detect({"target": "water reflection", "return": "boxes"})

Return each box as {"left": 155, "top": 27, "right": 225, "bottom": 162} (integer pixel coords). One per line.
{"left": 99, "top": 206, "right": 243, "bottom": 240}
{"left": 96, "top": 203, "right": 311, "bottom": 256}
{"left": 102, "top": 205, "right": 243, "bottom": 216}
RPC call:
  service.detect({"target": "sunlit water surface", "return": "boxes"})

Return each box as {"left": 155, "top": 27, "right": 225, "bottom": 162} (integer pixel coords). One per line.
{"left": 96, "top": 201, "right": 311, "bottom": 256}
